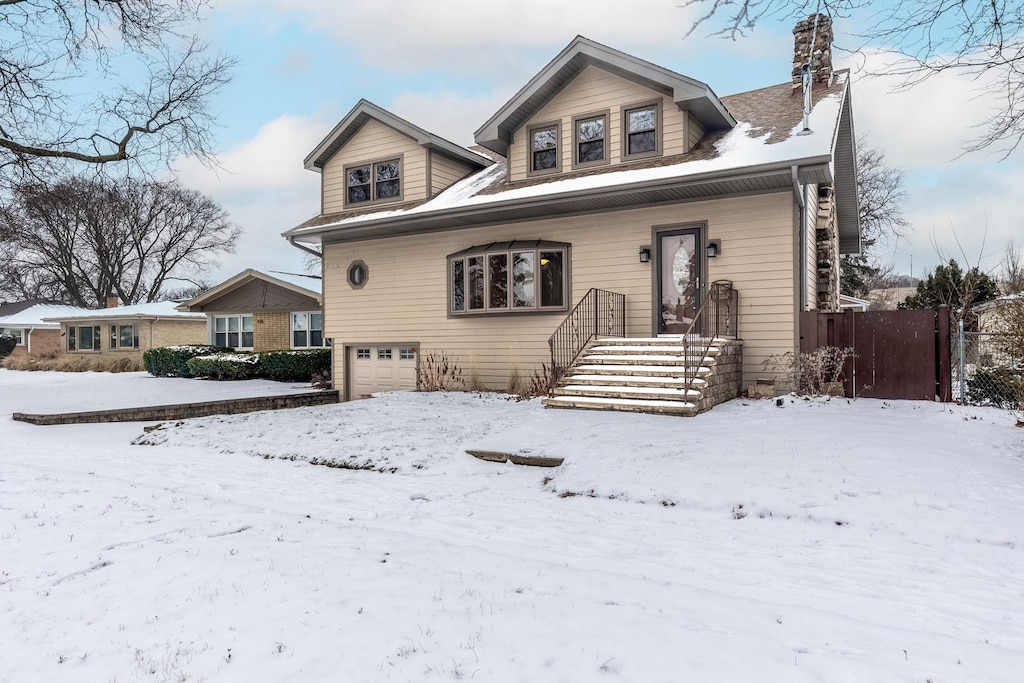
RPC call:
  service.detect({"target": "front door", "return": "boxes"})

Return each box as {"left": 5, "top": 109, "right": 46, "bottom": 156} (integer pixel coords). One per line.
{"left": 658, "top": 229, "right": 701, "bottom": 335}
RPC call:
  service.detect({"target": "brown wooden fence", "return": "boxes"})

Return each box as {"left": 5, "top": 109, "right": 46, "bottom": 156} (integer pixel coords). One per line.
{"left": 799, "top": 307, "right": 951, "bottom": 401}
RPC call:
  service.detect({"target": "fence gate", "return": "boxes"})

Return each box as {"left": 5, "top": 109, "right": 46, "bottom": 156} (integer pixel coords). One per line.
{"left": 799, "top": 308, "right": 951, "bottom": 401}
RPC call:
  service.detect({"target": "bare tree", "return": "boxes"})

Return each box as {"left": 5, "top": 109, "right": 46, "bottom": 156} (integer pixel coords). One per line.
{"left": 841, "top": 139, "right": 907, "bottom": 297}
{"left": 0, "top": 176, "right": 240, "bottom": 307}
{"left": 683, "top": 1, "right": 1024, "bottom": 156}
{"left": 1001, "top": 241, "right": 1024, "bottom": 294}
{"left": 0, "top": 1, "right": 233, "bottom": 183}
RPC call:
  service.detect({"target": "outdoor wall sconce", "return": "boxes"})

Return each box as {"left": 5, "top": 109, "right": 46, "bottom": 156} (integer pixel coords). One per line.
{"left": 706, "top": 240, "right": 721, "bottom": 258}
{"left": 639, "top": 247, "right": 651, "bottom": 263}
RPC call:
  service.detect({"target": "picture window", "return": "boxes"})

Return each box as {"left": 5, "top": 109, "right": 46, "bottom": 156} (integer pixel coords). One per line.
{"left": 448, "top": 242, "right": 569, "bottom": 315}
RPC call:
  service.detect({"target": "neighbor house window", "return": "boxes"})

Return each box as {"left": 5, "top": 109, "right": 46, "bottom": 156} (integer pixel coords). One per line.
{"left": 291, "top": 312, "right": 326, "bottom": 348}
{"left": 68, "top": 325, "right": 100, "bottom": 351}
{"left": 1, "top": 327, "right": 23, "bottom": 345}
{"left": 528, "top": 122, "right": 560, "bottom": 175}
{"left": 213, "top": 315, "right": 253, "bottom": 349}
{"left": 448, "top": 241, "right": 569, "bottom": 315}
{"left": 622, "top": 102, "right": 661, "bottom": 159}
{"left": 346, "top": 158, "right": 402, "bottom": 206}
{"left": 109, "top": 324, "right": 139, "bottom": 349}
{"left": 573, "top": 111, "right": 608, "bottom": 168}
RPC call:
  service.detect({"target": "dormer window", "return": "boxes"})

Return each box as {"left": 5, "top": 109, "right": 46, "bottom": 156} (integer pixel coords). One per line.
{"left": 528, "top": 122, "right": 560, "bottom": 175}
{"left": 623, "top": 101, "right": 661, "bottom": 160}
{"left": 346, "top": 157, "right": 402, "bottom": 206}
{"left": 573, "top": 111, "right": 609, "bottom": 169}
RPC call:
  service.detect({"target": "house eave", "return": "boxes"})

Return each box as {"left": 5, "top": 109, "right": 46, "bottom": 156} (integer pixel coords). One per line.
{"left": 290, "top": 156, "right": 833, "bottom": 245}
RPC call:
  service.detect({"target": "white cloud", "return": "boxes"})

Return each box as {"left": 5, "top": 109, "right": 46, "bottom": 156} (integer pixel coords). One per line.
{"left": 217, "top": 0, "right": 706, "bottom": 78}
{"left": 172, "top": 112, "right": 334, "bottom": 282}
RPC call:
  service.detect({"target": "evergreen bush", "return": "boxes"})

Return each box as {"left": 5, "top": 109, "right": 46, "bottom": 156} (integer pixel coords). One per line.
{"left": 143, "top": 344, "right": 233, "bottom": 377}
{"left": 0, "top": 334, "right": 16, "bottom": 359}
{"left": 185, "top": 353, "right": 262, "bottom": 380}
{"left": 260, "top": 349, "right": 330, "bottom": 382}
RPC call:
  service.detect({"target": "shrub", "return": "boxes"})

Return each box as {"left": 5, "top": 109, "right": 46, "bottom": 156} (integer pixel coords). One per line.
{"left": 519, "top": 361, "right": 563, "bottom": 399}
{"left": 0, "top": 334, "right": 16, "bottom": 359}
{"left": 1, "top": 355, "right": 143, "bottom": 372}
{"left": 967, "top": 366, "right": 1024, "bottom": 410}
{"left": 762, "top": 346, "right": 854, "bottom": 396}
{"left": 420, "top": 352, "right": 465, "bottom": 392}
{"left": 144, "top": 344, "right": 233, "bottom": 377}
{"left": 260, "top": 349, "right": 330, "bottom": 382}
{"left": 185, "top": 352, "right": 262, "bottom": 380}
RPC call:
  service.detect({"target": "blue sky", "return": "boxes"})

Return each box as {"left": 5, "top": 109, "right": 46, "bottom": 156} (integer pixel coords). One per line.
{"left": 177, "top": 0, "right": 1023, "bottom": 285}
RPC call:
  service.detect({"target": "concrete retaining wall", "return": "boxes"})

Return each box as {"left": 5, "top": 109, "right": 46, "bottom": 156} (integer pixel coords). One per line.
{"left": 13, "top": 390, "right": 340, "bottom": 426}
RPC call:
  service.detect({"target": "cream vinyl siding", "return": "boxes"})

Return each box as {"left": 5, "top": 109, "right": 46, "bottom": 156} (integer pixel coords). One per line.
{"left": 323, "top": 192, "right": 796, "bottom": 396}
{"left": 687, "top": 116, "right": 705, "bottom": 152}
{"left": 430, "top": 153, "right": 478, "bottom": 196}
{"left": 321, "top": 119, "right": 427, "bottom": 214}
{"left": 804, "top": 182, "right": 819, "bottom": 310}
{"left": 508, "top": 65, "right": 687, "bottom": 182}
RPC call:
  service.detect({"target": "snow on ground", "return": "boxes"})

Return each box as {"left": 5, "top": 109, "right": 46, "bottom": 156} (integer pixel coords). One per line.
{"left": 1, "top": 370, "right": 1023, "bottom": 682}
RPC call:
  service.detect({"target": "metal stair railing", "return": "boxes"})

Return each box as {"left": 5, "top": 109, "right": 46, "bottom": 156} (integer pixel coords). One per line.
{"left": 548, "top": 288, "right": 625, "bottom": 380}
{"left": 681, "top": 280, "right": 738, "bottom": 395}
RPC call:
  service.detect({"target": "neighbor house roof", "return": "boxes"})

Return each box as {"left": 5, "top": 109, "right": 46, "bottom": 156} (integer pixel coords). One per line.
{"left": 0, "top": 303, "right": 93, "bottom": 329}
{"left": 475, "top": 35, "right": 736, "bottom": 157}
{"left": 175, "top": 269, "right": 322, "bottom": 313}
{"left": 285, "top": 71, "right": 859, "bottom": 253}
{"left": 304, "top": 99, "right": 493, "bottom": 172}
{"left": 43, "top": 301, "right": 205, "bottom": 322}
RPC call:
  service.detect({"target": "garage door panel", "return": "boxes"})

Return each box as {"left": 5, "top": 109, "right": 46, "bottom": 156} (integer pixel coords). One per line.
{"left": 349, "top": 345, "right": 418, "bottom": 398}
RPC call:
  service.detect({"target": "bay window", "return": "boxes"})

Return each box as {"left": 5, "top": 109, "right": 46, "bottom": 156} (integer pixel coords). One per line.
{"left": 449, "top": 241, "right": 568, "bottom": 315}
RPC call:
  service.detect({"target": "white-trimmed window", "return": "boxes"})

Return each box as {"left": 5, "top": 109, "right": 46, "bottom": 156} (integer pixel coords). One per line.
{"left": 346, "top": 158, "right": 402, "bottom": 206}
{"left": 448, "top": 241, "right": 569, "bottom": 315}
{"left": 68, "top": 325, "right": 101, "bottom": 351}
{"left": 109, "top": 324, "right": 139, "bottom": 349}
{"left": 1, "top": 327, "right": 24, "bottom": 345}
{"left": 213, "top": 314, "right": 253, "bottom": 349}
{"left": 291, "top": 312, "right": 326, "bottom": 348}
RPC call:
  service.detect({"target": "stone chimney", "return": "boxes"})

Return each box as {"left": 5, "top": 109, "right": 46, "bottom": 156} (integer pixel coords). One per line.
{"left": 792, "top": 14, "right": 833, "bottom": 91}
{"left": 105, "top": 294, "right": 119, "bottom": 308}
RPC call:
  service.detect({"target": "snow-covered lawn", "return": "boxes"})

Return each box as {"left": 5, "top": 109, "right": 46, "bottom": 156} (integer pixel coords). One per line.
{"left": 2, "top": 369, "right": 1023, "bottom": 682}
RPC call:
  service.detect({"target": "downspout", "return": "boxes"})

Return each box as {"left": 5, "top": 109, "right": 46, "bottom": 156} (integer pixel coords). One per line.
{"left": 26, "top": 327, "right": 34, "bottom": 355}
{"left": 287, "top": 235, "right": 323, "bottom": 259}
{"left": 792, "top": 165, "right": 807, "bottom": 313}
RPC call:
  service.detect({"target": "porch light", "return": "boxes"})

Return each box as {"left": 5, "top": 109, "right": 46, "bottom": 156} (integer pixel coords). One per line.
{"left": 706, "top": 240, "right": 721, "bottom": 258}
{"left": 639, "top": 247, "right": 651, "bottom": 263}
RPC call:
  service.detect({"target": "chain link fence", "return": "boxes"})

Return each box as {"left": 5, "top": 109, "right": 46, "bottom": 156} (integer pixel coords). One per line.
{"left": 954, "top": 325, "right": 1024, "bottom": 410}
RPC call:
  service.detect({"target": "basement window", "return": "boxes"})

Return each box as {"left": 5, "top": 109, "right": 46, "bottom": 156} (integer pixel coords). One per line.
{"left": 448, "top": 241, "right": 569, "bottom": 315}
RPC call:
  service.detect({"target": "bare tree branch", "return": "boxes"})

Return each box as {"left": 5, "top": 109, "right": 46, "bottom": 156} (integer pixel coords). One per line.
{"left": 0, "top": 0, "right": 234, "bottom": 183}
{"left": 0, "top": 175, "right": 240, "bottom": 306}
{"left": 682, "top": 0, "right": 1024, "bottom": 156}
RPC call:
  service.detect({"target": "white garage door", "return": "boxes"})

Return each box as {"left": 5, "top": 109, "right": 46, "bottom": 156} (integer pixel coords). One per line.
{"left": 349, "top": 345, "right": 418, "bottom": 398}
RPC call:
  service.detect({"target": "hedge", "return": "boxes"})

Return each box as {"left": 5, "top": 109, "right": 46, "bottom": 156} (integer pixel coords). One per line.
{"left": 260, "top": 349, "right": 330, "bottom": 382}
{"left": 0, "top": 334, "right": 16, "bottom": 359}
{"left": 143, "top": 344, "right": 234, "bottom": 377}
{"left": 185, "top": 353, "right": 263, "bottom": 380}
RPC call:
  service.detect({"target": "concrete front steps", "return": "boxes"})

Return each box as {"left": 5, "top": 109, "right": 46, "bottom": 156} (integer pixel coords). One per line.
{"left": 543, "top": 336, "right": 727, "bottom": 416}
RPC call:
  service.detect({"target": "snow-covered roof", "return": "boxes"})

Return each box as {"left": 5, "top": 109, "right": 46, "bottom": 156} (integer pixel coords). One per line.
{"left": 42, "top": 301, "right": 205, "bottom": 322}
{"left": 285, "top": 73, "right": 857, "bottom": 251}
{"left": 0, "top": 303, "right": 94, "bottom": 329}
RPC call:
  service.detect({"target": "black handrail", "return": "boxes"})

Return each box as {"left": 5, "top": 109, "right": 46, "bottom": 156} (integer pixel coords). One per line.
{"left": 680, "top": 280, "right": 738, "bottom": 394}
{"left": 548, "top": 288, "right": 626, "bottom": 377}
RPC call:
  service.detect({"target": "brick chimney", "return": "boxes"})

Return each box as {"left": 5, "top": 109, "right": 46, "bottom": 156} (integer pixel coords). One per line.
{"left": 792, "top": 14, "right": 833, "bottom": 91}
{"left": 105, "top": 294, "right": 119, "bottom": 308}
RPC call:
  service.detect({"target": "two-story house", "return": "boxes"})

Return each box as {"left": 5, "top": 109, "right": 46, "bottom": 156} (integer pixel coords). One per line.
{"left": 283, "top": 17, "right": 859, "bottom": 413}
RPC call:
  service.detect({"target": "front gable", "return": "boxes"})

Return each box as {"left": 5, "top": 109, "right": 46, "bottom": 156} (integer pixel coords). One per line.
{"left": 476, "top": 35, "right": 735, "bottom": 181}
{"left": 306, "top": 100, "right": 491, "bottom": 216}
{"left": 177, "top": 269, "right": 321, "bottom": 314}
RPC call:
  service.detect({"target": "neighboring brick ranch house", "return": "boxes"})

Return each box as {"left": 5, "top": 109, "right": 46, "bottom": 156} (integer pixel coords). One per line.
{"left": 176, "top": 269, "right": 325, "bottom": 352}
{"left": 45, "top": 300, "right": 206, "bottom": 360}
{"left": 0, "top": 301, "right": 91, "bottom": 359}
{"left": 283, "top": 20, "right": 861, "bottom": 412}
